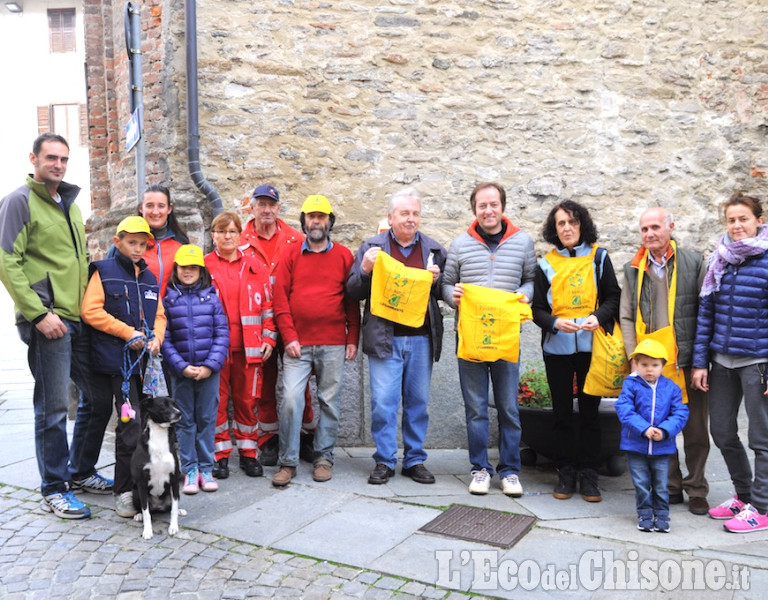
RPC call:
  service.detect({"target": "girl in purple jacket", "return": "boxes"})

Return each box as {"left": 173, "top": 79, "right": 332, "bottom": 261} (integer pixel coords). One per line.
{"left": 162, "top": 245, "right": 229, "bottom": 493}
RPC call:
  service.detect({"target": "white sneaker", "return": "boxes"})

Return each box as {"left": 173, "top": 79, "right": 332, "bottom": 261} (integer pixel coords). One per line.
{"left": 501, "top": 474, "right": 523, "bottom": 497}
{"left": 114, "top": 491, "right": 138, "bottom": 518}
{"left": 469, "top": 469, "right": 491, "bottom": 495}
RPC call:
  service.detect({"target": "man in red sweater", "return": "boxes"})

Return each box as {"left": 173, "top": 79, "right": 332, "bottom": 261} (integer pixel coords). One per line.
{"left": 271, "top": 195, "right": 360, "bottom": 486}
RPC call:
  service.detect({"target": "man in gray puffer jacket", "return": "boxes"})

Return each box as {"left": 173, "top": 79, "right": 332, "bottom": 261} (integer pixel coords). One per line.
{"left": 442, "top": 182, "right": 536, "bottom": 497}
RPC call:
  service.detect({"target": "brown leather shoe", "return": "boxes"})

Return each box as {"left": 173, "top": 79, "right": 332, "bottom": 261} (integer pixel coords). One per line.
{"left": 669, "top": 492, "right": 684, "bottom": 504}
{"left": 272, "top": 466, "right": 296, "bottom": 487}
{"left": 313, "top": 461, "right": 332, "bottom": 482}
{"left": 688, "top": 496, "right": 710, "bottom": 515}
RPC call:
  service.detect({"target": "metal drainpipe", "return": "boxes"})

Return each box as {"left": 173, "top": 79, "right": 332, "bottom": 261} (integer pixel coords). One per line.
{"left": 185, "top": 0, "right": 223, "bottom": 216}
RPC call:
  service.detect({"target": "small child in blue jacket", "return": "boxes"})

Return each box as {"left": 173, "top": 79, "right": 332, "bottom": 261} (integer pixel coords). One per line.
{"left": 162, "top": 245, "right": 229, "bottom": 494}
{"left": 616, "top": 339, "right": 689, "bottom": 533}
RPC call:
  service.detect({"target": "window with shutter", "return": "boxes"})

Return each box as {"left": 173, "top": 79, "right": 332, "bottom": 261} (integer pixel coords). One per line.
{"left": 48, "top": 8, "right": 76, "bottom": 53}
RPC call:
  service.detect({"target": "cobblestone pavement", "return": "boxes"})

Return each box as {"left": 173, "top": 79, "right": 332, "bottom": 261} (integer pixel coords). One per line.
{"left": 0, "top": 485, "right": 490, "bottom": 600}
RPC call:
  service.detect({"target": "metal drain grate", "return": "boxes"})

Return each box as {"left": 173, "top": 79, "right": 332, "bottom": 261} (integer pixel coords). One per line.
{"left": 419, "top": 504, "right": 536, "bottom": 548}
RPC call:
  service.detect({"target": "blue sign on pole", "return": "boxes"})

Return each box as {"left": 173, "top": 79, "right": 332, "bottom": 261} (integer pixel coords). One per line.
{"left": 125, "top": 108, "right": 141, "bottom": 152}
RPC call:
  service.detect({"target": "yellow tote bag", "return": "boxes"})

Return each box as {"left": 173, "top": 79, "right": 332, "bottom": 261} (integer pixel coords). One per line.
{"left": 583, "top": 323, "right": 629, "bottom": 397}
{"left": 370, "top": 250, "right": 433, "bottom": 328}
{"left": 457, "top": 283, "right": 533, "bottom": 363}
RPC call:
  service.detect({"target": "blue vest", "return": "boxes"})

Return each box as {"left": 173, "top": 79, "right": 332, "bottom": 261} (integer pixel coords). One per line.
{"left": 89, "top": 252, "right": 159, "bottom": 375}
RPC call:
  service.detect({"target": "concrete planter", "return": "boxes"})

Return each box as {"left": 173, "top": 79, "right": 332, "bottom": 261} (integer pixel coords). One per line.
{"left": 519, "top": 398, "right": 626, "bottom": 476}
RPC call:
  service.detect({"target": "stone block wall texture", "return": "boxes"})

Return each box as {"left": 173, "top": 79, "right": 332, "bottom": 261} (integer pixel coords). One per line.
{"left": 85, "top": 0, "right": 768, "bottom": 446}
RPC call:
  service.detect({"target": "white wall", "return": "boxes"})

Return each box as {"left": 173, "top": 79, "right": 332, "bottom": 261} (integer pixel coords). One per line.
{"left": 0, "top": 0, "right": 90, "bottom": 218}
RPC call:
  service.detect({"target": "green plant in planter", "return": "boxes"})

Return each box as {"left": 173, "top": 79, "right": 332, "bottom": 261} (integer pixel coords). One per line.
{"left": 518, "top": 364, "right": 552, "bottom": 409}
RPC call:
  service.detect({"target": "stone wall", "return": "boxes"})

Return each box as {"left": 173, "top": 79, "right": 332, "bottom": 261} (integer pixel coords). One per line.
{"left": 86, "top": 0, "right": 767, "bottom": 264}
{"left": 84, "top": 0, "right": 768, "bottom": 446}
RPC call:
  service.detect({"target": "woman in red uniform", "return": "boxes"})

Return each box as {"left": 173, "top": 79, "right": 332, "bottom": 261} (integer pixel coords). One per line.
{"left": 205, "top": 212, "right": 276, "bottom": 479}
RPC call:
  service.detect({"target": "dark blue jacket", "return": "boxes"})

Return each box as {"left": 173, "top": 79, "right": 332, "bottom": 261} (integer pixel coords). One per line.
{"left": 89, "top": 252, "right": 159, "bottom": 375}
{"left": 162, "top": 282, "right": 229, "bottom": 377}
{"left": 692, "top": 250, "right": 768, "bottom": 368}
{"left": 616, "top": 373, "right": 688, "bottom": 455}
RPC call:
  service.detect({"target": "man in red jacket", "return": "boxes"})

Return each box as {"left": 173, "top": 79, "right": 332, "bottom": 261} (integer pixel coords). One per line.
{"left": 271, "top": 195, "right": 360, "bottom": 486}
{"left": 240, "top": 184, "right": 316, "bottom": 466}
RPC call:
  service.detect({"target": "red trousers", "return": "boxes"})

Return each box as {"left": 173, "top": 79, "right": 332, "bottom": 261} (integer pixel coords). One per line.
{"left": 257, "top": 347, "right": 315, "bottom": 447}
{"left": 215, "top": 350, "right": 261, "bottom": 460}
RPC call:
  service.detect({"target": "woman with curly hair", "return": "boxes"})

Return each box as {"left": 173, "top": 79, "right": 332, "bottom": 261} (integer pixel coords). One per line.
{"left": 533, "top": 200, "right": 621, "bottom": 502}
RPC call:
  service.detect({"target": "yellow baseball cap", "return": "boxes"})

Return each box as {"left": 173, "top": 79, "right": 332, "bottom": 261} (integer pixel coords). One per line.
{"left": 116, "top": 216, "right": 153, "bottom": 239}
{"left": 174, "top": 244, "right": 205, "bottom": 267}
{"left": 301, "top": 195, "right": 333, "bottom": 215}
{"left": 630, "top": 339, "right": 668, "bottom": 362}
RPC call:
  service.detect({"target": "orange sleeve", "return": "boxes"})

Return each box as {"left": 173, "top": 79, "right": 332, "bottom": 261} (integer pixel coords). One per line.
{"left": 153, "top": 299, "right": 166, "bottom": 344}
{"left": 80, "top": 270, "right": 135, "bottom": 341}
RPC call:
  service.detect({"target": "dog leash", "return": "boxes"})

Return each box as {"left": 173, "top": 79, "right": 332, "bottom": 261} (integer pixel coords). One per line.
{"left": 120, "top": 320, "right": 154, "bottom": 422}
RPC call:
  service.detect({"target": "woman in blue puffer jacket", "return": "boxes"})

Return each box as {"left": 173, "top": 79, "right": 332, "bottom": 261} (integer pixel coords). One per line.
{"left": 162, "top": 245, "right": 229, "bottom": 494}
{"left": 691, "top": 192, "right": 768, "bottom": 533}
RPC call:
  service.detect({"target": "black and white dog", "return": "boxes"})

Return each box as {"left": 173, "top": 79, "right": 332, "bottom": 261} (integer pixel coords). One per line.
{"left": 130, "top": 395, "right": 183, "bottom": 540}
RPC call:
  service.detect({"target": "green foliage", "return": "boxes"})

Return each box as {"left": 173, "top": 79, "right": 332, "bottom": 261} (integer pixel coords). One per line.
{"left": 518, "top": 364, "right": 553, "bottom": 409}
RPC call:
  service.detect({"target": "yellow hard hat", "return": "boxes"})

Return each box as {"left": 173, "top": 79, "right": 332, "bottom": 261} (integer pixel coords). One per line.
{"left": 116, "top": 216, "right": 153, "bottom": 239}
{"left": 174, "top": 244, "right": 205, "bottom": 267}
{"left": 301, "top": 195, "right": 333, "bottom": 215}
{"left": 630, "top": 339, "right": 668, "bottom": 362}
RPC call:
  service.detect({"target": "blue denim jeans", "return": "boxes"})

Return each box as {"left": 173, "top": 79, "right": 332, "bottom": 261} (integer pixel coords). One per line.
{"left": 626, "top": 452, "right": 671, "bottom": 520}
{"left": 171, "top": 372, "right": 220, "bottom": 474}
{"left": 368, "top": 335, "right": 432, "bottom": 469}
{"left": 18, "top": 319, "right": 96, "bottom": 496}
{"left": 458, "top": 357, "right": 521, "bottom": 478}
{"left": 279, "top": 345, "right": 346, "bottom": 466}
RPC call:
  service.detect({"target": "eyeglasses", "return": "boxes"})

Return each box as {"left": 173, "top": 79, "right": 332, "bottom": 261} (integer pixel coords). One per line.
{"left": 213, "top": 230, "right": 239, "bottom": 237}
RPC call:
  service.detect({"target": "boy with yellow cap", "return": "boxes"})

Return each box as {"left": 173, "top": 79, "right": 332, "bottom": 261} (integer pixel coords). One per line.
{"left": 80, "top": 216, "right": 166, "bottom": 518}
{"left": 615, "top": 339, "right": 688, "bottom": 533}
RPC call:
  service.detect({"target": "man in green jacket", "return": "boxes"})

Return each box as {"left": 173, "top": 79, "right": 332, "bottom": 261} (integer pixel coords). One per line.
{"left": 0, "top": 133, "right": 112, "bottom": 519}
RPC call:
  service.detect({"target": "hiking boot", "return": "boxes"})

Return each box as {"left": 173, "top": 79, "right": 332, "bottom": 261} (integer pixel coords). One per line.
{"left": 553, "top": 466, "right": 577, "bottom": 499}
{"left": 709, "top": 494, "right": 746, "bottom": 519}
{"left": 368, "top": 463, "right": 395, "bottom": 485}
{"left": 198, "top": 471, "right": 219, "bottom": 492}
{"left": 72, "top": 472, "right": 114, "bottom": 495}
{"left": 299, "top": 433, "right": 315, "bottom": 463}
{"left": 41, "top": 490, "right": 91, "bottom": 520}
{"left": 469, "top": 469, "right": 491, "bottom": 495}
{"left": 114, "top": 491, "right": 138, "bottom": 518}
{"left": 501, "top": 473, "right": 523, "bottom": 497}
{"left": 183, "top": 468, "right": 199, "bottom": 495}
{"left": 579, "top": 469, "right": 602, "bottom": 502}
{"left": 212, "top": 457, "right": 229, "bottom": 479}
{"left": 260, "top": 436, "right": 278, "bottom": 467}
{"left": 313, "top": 459, "right": 332, "bottom": 482}
{"left": 272, "top": 466, "right": 297, "bottom": 487}
{"left": 240, "top": 456, "right": 264, "bottom": 478}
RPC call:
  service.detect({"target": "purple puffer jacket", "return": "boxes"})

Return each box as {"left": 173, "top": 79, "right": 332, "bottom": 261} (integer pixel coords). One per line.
{"left": 162, "top": 282, "right": 229, "bottom": 376}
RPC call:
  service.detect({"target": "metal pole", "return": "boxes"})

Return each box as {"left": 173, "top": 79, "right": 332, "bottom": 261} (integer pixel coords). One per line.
{"left": 126, "top": 2, "right": 145, "bottom": 203}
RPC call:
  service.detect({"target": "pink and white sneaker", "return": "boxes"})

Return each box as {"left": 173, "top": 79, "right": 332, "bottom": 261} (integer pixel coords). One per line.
{"left": 708, "top": 494, "right": 746, "bottom": 520}
{"left": 198, "top": 471, "right": 219, "bottom": 492}
{"left": 723, "top": 504, "right": 768, "bottom": 533}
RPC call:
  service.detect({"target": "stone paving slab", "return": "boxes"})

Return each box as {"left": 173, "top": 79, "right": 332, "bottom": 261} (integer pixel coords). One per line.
{"left": 276, "top": 495, "right": 441, "bottom": 566}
